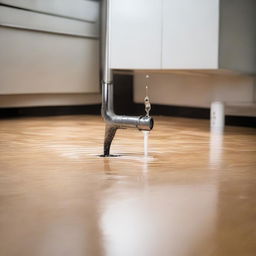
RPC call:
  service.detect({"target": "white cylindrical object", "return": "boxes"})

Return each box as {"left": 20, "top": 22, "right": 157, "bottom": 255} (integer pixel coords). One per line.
{"left": 210, "top": 101, "right": 225, "bottom": 132}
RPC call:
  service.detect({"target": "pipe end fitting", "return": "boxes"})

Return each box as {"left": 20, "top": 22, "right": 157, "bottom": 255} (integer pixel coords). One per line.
{"left": 137, "top": 116, "right": 154, "bottom": 131}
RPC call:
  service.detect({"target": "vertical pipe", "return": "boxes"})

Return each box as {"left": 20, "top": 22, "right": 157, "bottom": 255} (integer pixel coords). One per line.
{"left": 101, "top": 0, "right": 112, "bottom": 84}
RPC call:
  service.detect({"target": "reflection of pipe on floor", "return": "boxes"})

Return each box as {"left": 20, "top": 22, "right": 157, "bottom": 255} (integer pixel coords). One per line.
{"left": 101, "top": 0, "right": 154, "bottom": 157}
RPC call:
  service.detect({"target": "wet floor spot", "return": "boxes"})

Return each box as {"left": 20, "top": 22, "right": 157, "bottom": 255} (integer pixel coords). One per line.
{"left": 98, "top": 154, "right": 121, "bottom": 158}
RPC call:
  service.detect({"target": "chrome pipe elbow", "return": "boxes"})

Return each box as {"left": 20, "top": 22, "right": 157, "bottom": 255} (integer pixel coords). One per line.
{"left": 101, "top": 81, "right": 154, "bottom": 156}
{"left": 101, "top": 82, "right": 154, "bottom": 131}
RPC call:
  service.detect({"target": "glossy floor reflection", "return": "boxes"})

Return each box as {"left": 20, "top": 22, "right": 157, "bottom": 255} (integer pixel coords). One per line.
{"left": 0, "top": 115, "right": 255, "bottom": 256}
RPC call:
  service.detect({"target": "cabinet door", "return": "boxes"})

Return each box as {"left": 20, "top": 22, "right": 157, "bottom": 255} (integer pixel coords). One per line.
{"left": 162, "top": 0, "right": 219, "bottom": 69}
{"left": 110, "top": 0, "right": 162, "bottom": 69}
{"left": 0, "top": 27, "right": 99, "bottom": 94}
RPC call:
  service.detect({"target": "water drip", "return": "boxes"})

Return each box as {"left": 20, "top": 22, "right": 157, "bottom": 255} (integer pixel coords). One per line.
{"left": 143, "top": 131, "right": 149, "bottom": 157}
{"left": 143, "top": 75, "right": 151, "bottom": 157}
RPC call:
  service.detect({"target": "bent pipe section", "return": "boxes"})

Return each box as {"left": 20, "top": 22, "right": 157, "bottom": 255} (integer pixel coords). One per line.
{"left": 101, "top": 82, "right": 154, "bottom": 156}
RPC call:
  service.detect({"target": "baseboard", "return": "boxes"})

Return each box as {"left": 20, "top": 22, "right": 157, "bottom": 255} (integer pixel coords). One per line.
{"left": 225, "top": 115, "right": 256, "bottom": 128}
{"left": 134, "top": 104, "right": 210, "bottom": 119}
{"left": 0, "top": 104, "right": 101, "bottom": 118}
{"left": 0, "top": 71, "right": 255, "bottom": 128}
{"left": 1, "top": 103, "right": 255, "bottom": 128}
{"left": 134, "top": 103, "right": 255, "bottom": 128}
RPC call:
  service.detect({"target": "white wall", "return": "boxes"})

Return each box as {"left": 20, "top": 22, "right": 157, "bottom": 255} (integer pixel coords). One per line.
{"left": 219, "top": 0, "right": 256, "bottom": 73}
{"left": 134, "top": 72, "right": 256, "bottom": 116}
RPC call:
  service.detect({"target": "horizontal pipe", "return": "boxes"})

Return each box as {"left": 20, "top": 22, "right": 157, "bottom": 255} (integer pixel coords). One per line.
{"left": 101, "top": 82, "right": 153, "bottom": 131}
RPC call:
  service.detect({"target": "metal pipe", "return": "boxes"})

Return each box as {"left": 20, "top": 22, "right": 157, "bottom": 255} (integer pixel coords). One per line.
{"left": 101, "top": 0, "right": 154, "bottom": 157}
{"left": 101, "top": 0, "right": 112, "bottom": 84}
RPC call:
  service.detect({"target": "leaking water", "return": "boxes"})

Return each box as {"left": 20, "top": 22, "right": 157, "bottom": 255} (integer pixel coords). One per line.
{"left": 143, "top": 131, "right": 149, "bottom": 157}
{"left": 143, "top": 75, "right": 151, "bottom": 158}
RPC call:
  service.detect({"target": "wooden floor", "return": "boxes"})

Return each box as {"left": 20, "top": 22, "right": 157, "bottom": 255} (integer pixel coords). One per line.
{"left": 0, "top": 115, "right": 255, "bottom": 256}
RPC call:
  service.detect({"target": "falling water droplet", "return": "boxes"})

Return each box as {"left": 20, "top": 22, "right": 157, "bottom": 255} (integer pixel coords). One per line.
{"left": 145, "top": 75, "right": 149, "bottom": 96}
{"left": 143, "top": 75, "right": 150, "bottom": 157}
{"left": 144, "top": 75, "right": 151, "bottom": 117}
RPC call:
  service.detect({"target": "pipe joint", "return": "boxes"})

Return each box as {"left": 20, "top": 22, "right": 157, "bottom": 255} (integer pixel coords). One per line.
{"left": 137, "top": 116, "right": 154, "bottom": 131}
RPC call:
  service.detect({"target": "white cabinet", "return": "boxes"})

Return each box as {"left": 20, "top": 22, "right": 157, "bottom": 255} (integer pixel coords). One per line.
{"left": 162, "top": 0, "right": 219, "bottom": 69}
{"left": 0, "top": 0, "right": 99, "bottom": 23}
{"left": 0, "top": 28, "right": 99, "bottom": 94}
{"left": 110, "top": 0, "right": 162, "bottom": 69}
{"left": 0, "top": 1, "right": 100, "bottom": 95}
{"left": 110, "top": 0, "right": 256, "bottom": 73}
